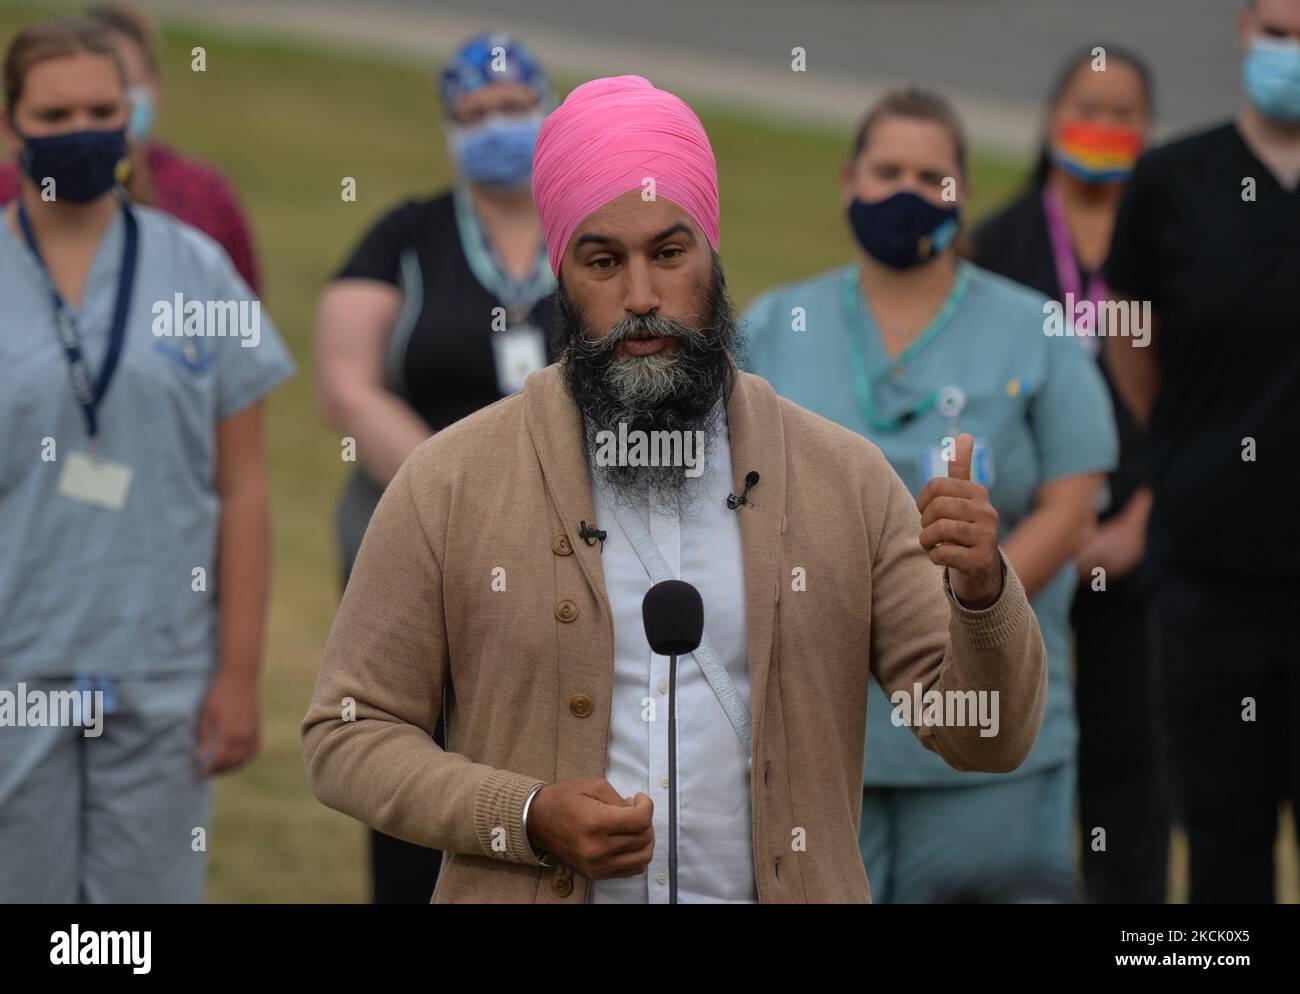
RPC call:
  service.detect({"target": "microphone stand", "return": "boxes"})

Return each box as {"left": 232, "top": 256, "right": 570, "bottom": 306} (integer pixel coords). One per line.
{"left": 668, "top": 649, "right": 678, "bottom": 905}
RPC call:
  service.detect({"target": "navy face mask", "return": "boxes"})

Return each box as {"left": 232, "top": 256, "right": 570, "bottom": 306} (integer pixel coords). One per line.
{"left": 18, "top": 127, "right": 129, "bottom": 203}
{"left": 847, "top": 190, "right": 961, "bottom": 270}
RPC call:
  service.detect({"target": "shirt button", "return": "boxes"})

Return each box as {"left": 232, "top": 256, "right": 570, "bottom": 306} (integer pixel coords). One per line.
{"left": 555, "top": 599, "right": 578, "bottom": 622}
{"left": 656, "top": 873, "right": 667, "bottom": 885}
{"left": 551, "top": 534, "right": 573, "bottom": 556}
{"left": 551, "top": 872, "right": 574, "bottom": 898}
{"left": 659, "top": 775, "right": 670, "bottom": 789}
{"left": 658, "top": 493, "right": 668, "bottom": 506}
{"left": 657, "top": 680, "right": 668, "bottom": 694}
{"left": 568, "top": 694, "right": 593, "bottom": 718}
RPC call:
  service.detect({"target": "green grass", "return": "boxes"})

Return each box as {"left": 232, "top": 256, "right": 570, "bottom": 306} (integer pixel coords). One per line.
{"left": 2, "top": 2, "right": 1293, "bottom": 903}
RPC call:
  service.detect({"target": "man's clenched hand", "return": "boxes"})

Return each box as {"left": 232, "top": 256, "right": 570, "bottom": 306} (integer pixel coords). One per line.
{"left": 527, "top": 779, "right": 654, "bottom": 879}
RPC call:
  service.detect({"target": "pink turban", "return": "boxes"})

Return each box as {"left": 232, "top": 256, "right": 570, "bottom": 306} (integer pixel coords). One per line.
{"left": 531, "top": 75, "right": 720, "bottom": 279}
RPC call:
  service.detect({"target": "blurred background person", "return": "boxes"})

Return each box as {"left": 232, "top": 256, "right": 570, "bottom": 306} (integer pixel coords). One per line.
{"left": 0, "top": 18, "right": 293, "bottom": 901}
{"left": 0, "top": 0, "right": 263, "bottom": 294}
{"left": 742, "top": 88, "right": 1117, "bottom": 902}
{"left": 969, "top": 44, "right": 1166, "bottom": 904}
{"left": 312, "top": 31, "right": 560, "bottom": 904}
{"left": 1104, "top": 0, "right": 1300, "bottom": 903}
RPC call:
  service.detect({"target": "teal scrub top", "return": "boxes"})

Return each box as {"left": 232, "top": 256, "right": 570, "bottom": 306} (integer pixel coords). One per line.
{"left": 741, "top": 260, "right": 1118, "bottom": 787}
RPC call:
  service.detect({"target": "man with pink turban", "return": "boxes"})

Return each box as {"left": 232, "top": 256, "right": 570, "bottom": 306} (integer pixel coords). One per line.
{"left": 304, "top": 75, "right": 1048, "bottom": 903}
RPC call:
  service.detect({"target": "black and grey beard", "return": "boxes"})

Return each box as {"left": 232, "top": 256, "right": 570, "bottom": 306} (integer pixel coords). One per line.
{"left": 557, "top": 252, "right": 746, "bottom": 514}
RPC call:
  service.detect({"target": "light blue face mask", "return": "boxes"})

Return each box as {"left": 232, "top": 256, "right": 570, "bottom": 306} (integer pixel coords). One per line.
{"left": 126, "top": 85, "right": 155, "bottom": 141}
{"left": 447, "top": 112, "right": 543, "bottom": 188}
{"left": 1243, "top": 35, "right": 1300, "bottom": 123}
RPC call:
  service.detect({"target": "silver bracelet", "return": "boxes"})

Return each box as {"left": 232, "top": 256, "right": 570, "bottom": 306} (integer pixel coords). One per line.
{"left": 520, "top": 782, "right": 558, "bottom": 866}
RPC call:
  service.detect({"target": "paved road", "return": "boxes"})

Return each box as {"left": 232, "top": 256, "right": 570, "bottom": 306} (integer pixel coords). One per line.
{"left": 137, "top": 0, "right": 1245, "bottom": 154}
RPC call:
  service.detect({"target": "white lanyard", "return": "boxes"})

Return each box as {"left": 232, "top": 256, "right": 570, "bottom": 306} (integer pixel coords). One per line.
{"left": 607, "top": 499, "right": 754, "bottom": 757}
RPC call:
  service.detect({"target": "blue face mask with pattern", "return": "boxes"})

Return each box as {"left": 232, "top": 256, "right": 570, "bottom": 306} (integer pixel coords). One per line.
{"left": 448, "top": 112, "right": 542, "bottom": 188}
{"left": 1243, "top": 35, "right": 1300, "bottom": 123}
{"left": 847, "top": 190, "right": 961, "bottom": 270}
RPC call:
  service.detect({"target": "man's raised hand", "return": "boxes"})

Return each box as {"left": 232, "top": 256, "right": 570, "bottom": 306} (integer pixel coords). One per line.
{"left": 916, "top": 432, "right": 1003, "bottom": 609}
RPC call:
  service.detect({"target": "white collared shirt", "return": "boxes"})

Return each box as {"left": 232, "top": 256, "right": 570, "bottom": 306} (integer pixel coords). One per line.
{"left": 586, "top": 414, "right": 756, "bottom": 903}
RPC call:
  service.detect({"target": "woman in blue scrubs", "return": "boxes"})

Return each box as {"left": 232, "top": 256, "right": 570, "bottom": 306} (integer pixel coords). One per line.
{"left": 742, "top": 88, "right": 1117, "bottom": 902}
{"left": 0, "top": 19, "right": 292, "bottom": 902}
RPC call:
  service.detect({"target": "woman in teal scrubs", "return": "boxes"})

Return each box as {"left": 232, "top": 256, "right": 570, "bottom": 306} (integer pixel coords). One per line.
{"left": 742, "top": 88, "right": 1118, "bottom": 902}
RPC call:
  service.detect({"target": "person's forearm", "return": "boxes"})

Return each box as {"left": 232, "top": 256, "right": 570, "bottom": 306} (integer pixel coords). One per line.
{"left": 870, "top": 466, "right": 1046, "bottom": 776}
{"left": 1003, "top": 502, "right": 1096, "bottom": 599}
{"left": 327, "top": 388, "right": 432, "bottom": 486}
{"left": 216, "top": 481, "right": 271, "bottom": 682}
{"left": 301, "top": 460, "right": 543, "bottom": 864}
{"left": 1104, "top": 327, "right": 1160, "bottom": 427}
{"left": 924, "top": 556, "right": 1048, "bottom": 774}
{"left": 1119, "top": 484, "right": 1152, "bottom": 527}
{"left": 1094, "top": 485, "right": 1152, "bottom": 548}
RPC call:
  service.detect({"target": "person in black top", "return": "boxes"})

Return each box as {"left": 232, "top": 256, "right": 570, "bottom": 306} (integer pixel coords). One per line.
{"left": 312, "top": 33, "right": 560, "bottom": 904}
{"left": 1104, "top": 0, "right": 1300, "bottom": 903}
{"left": 971, "top": 44, "right": 1166, "bottom": 903}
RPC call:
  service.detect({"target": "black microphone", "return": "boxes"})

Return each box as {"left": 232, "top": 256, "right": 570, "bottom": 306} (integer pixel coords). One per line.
{"left": 726, "top": 470, "right": 760, "bottom": 510}
{"left": 578, "top": 520, "right": 606, "bottom": 548}
{"left": 641, "top": 580, "right": 704, "bottom": 905}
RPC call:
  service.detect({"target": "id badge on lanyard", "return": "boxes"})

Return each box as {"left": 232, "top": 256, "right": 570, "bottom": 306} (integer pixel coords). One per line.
{"left": 915, "top": 386, "right": 995, "bottom": 488}
{"left": 491, "top": 322, "right": 547, "bottom": 395}
{"left": 19, "top": 199, "right": 139, "bottom": 511}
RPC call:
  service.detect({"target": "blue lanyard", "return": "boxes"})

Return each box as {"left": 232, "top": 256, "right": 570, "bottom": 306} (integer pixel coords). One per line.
{"left": 451, "top": 185, "right": 554, "bottom": 322}
{"left": 17, "top": 197, "right": 139, "bottom": 444}
{"left": 841, "top": 262, "right": 971, "bottom": 433}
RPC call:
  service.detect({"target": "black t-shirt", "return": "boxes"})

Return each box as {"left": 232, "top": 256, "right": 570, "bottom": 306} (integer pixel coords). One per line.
{"left": 970, "top": 185, "right": 1150, "bottom": 529}
{"left": 1104, "top": 122, "right": 1300, "bottom": 580}
{"left": 333, "top": 192, "right": 561, "bottom": 431}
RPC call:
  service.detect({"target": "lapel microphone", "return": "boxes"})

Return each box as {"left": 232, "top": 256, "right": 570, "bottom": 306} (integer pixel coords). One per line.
{"left": 726, "top": 471, "right": 760, "bottom": 510}
{"left": 578, "top": 520, "right": 606, "bottom": 548}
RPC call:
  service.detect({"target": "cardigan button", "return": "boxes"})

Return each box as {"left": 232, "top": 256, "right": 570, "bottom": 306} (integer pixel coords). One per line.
{"left": 551, "top": 870, "right": 574, "bottom": 898}
{"left": 551, "top": 534, "right": 573, "bottom": 556}
{"left": 555, "top": 599, "right": 578, "bottom": 622}
{"left": 568, "top": 693, "right": 593, "bottom": 718}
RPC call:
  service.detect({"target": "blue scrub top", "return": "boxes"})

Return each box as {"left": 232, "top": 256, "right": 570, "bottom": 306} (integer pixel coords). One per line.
{"left": 742, "top": 260, "right": 1117, "bottom": 786}
{"left": 0, "top": 203, "right": 295, "bottom": 680}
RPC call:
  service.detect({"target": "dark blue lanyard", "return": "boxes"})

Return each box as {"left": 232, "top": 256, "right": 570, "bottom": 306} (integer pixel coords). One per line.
{"left": 17, "top": 198, "right": 139, "bottom": 443}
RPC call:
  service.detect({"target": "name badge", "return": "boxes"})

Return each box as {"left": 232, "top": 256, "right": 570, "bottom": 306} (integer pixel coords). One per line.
{"left": 491, "top": 324, "right": 547, "bottom": 395}
{"left": 918, "top": 438, "right": 996, "bottom": 488}
{"left": 57, "top": 451, "right": 133, "bottom": 511}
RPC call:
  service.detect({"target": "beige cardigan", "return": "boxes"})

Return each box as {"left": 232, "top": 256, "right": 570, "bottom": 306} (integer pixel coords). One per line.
{"left": 301, "top": 364, "right": 1047, "bottom": 903}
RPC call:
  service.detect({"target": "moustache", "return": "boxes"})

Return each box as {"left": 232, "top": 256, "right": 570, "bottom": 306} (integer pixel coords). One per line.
{"left": 576, "top": 311, "right": 708, "bottom": 355}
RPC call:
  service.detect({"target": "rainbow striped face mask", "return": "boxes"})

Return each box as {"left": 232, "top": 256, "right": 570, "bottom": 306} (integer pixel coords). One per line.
{"left": 1050, "top": 120, "right": 1144, "bottom": 184}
